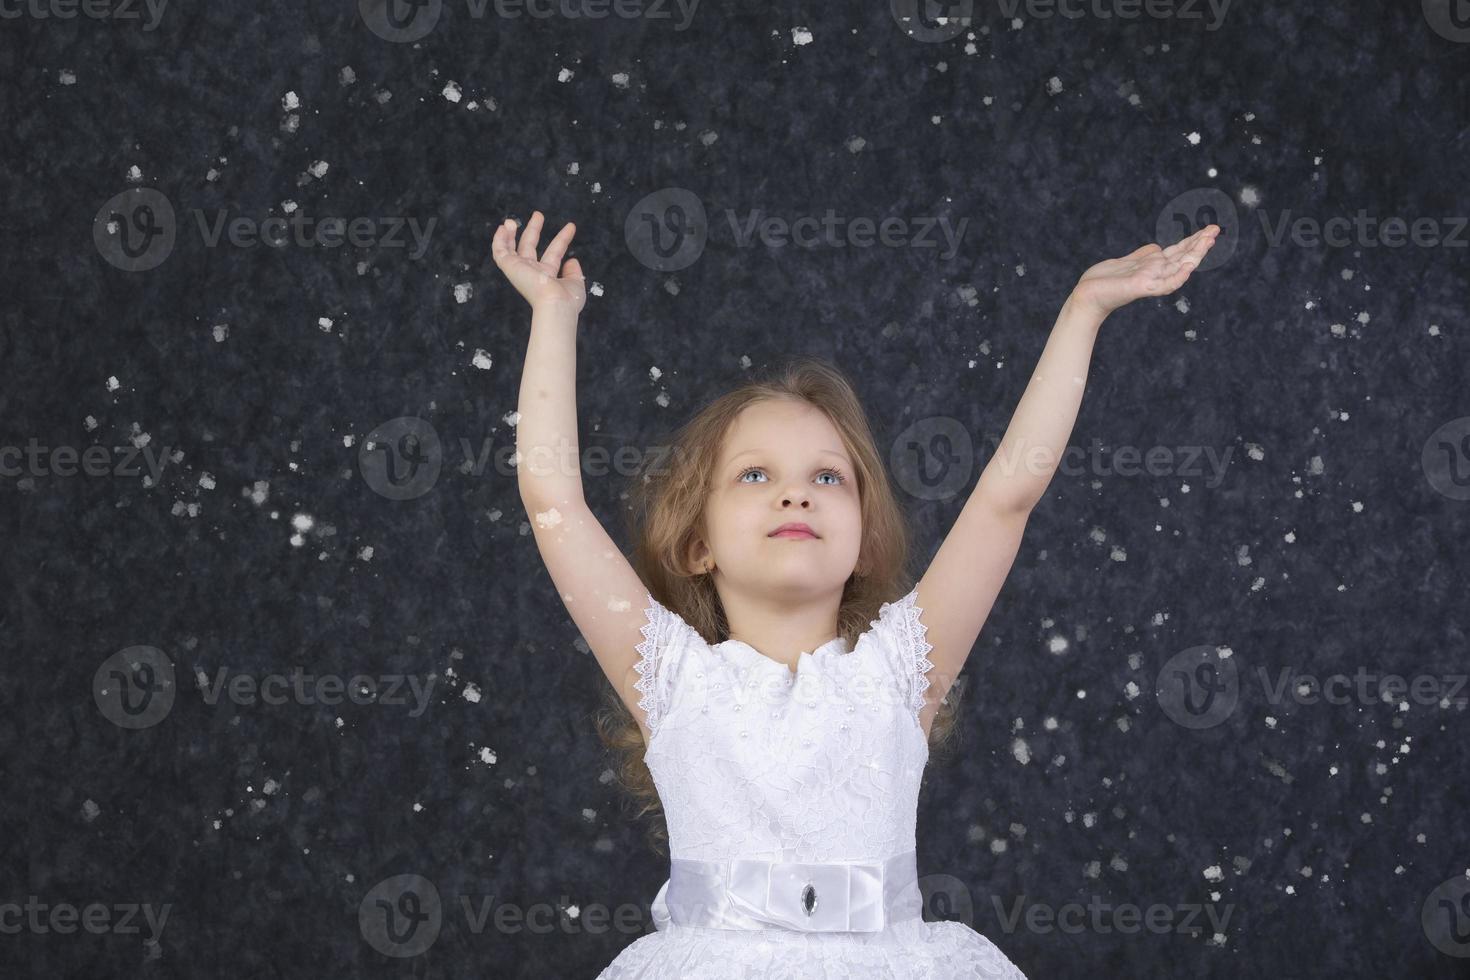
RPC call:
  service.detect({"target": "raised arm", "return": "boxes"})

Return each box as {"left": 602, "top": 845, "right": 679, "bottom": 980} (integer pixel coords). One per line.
{"left": 908, "top": 226, "right": 1222, "bottom": 733}
{"left": 495, "top": 211, "right": 660, "bottom": 734}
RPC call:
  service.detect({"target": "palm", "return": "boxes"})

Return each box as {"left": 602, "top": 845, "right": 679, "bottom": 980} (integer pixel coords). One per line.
{"left": 1074, "top": 224, "right": 1220, "bottom": 318}
{"left": 492, "top": 210, "right": 586, "bottom": 313}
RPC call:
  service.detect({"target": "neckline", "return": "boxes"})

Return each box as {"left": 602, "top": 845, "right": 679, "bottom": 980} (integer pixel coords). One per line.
{"left": 715, "top": 635, "right": 849, "bottom": 677}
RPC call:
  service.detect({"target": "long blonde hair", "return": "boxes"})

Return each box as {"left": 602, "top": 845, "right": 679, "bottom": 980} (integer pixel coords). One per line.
{"left": 592, "top": 357, "right": 963, "bottom": 855}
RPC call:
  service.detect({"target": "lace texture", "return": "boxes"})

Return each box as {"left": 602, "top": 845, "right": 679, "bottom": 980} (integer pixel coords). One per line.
{"left": 874, "top": 588, "right": 937, "bottom": 722}
{"left": 634, "top": 592, "right": 706, "bottom": 734}
{"left": 600, "top": 589, "right": 1027, "bottom": 979}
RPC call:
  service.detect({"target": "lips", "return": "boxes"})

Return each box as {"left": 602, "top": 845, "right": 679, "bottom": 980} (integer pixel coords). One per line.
{"left": 769, "top": 522, "right": 818, "bottom": 539}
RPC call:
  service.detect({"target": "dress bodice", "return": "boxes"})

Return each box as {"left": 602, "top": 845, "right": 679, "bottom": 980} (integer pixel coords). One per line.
{"left": 634, "top": 589, "right": 936, "bottom": 864}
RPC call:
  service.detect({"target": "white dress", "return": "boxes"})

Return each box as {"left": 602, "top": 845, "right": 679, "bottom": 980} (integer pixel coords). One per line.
{"left": 595, "top": 588, "right": 1029, "bottom": 980}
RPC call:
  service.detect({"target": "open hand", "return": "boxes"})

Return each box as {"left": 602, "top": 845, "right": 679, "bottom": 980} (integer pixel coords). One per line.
{"left": 1071, "top": 224, "right": 1220, "bottom": 319}
{"left": 492, "top": 209, "right": 586, "bottom": 314}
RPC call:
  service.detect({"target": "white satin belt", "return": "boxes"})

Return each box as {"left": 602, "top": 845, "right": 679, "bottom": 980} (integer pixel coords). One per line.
{"left": 650, "top": 850, "right": 922, "bottom": 933}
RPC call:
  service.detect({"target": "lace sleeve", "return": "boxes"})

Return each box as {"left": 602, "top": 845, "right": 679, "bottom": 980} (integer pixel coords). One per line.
{"left": 632, "top": 592, "right": 704, "bottom": 735}
{"left": 865, "top": 587, "right": 936, "bottom": 722}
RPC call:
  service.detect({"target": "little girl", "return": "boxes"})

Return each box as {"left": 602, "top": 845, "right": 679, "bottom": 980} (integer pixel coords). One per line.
{"left": 494, "top": 210, "right": 1219, "bottom": 978}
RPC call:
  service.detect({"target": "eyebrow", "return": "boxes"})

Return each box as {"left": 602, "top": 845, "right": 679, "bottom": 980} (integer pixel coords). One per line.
{"left": 726, "top": 448, "right": 852, "bottom": 465}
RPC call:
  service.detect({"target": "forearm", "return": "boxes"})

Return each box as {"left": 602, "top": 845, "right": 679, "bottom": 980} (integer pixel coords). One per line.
{"left": 515, "top": 302, "right": 585, "bottom": 508}
{"left": 975, "top": 290, "right": 1108, "bottom": 514}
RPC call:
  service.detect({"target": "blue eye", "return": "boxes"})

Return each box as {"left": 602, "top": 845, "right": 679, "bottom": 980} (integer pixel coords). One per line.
{"left": 736, "top": 466, "right": 847, "bottom": 486}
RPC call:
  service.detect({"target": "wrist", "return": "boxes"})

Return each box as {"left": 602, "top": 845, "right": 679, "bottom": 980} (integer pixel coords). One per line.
{"left": 530, "top": 298, "right": 583, "bottom": 321}
{"left": 1063, "top": 287, "right": 1109, "bottom": 326}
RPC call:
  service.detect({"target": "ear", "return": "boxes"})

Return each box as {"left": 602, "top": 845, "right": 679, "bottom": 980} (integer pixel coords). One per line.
{"left": 684, "top": 541, "right": 713, "bottom": 577}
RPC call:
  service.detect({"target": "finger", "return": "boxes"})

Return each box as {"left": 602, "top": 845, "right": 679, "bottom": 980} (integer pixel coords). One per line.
{"left": 491, "top": 218, "right": 517, "bottom": 264}
{"left": 539, "top": 222, "right": 576, "bottom": 270}
{"left": 562, "top": 256, "right": 585, "bottom": 281}
{"left": 1168, "top": 224, "right": 1219, "bottom": 259}
{"left": 517, "top": 210, "right": 545, "bottom": 259}
{"left": 1178, "top": 232, "right": 1215, "bottom": 267}
{"left": 1161, "top": 229, "right": 1203, "bottom": 260}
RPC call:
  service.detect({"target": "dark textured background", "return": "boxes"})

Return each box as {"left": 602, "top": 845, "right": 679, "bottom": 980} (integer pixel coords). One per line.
{"left": 5, "top": 1, "right": 1470, "bottom": 977}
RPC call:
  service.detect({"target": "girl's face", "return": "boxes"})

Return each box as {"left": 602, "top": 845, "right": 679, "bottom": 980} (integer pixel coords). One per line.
{"left": 695, "top": 398, "right": 864, "bottom": 598}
